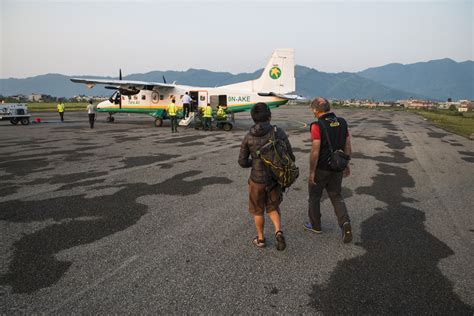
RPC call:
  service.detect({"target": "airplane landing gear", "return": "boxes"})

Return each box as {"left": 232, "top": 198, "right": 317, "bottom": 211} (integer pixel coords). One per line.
{"left": 154, "top": 117, "right": 163, "bottom": 127}
{"left": 106, "top": 113, "right": 115, "bottom": 123}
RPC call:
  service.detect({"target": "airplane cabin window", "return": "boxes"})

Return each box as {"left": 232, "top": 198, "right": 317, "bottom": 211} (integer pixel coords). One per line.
{"left": 160, "top": 95, "right": 164, "bottom": 100}
{"left": 142, "top": 95, "right": 146, "bottom": 100}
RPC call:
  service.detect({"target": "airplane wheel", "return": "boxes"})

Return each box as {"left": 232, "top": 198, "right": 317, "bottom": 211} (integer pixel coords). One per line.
{"left": 20, "top": 118, "right": 30, "bottom": 125}
{"left": 106, "top": 116, "right": 115, "bottom": 123}
{"left": 223, "top": 123, "right": 233, "bottom": 131}
{"left": 154, "top": 118, "right": 163, "bottom": 127}
{"left": 10, "top": 118, "right": 19, "bottom": 125}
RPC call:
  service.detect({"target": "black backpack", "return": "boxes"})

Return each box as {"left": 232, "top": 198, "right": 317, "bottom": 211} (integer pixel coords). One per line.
{"left": 318, "top": 119, "right": 350, "bottom": 172}
{"left": 256, "top": 126, "right": 299, "bottom": 189}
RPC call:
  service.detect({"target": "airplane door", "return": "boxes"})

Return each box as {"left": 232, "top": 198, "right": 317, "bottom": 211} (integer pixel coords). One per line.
{"left": 198, "top": 91, "right": 208, "bottom": 107}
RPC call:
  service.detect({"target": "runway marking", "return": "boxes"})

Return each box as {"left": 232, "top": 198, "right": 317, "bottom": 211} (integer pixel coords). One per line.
{"left": 292, "top": 120, "right": 308, "bottom": 128}
{"left": 46, "top": 255, "right": 139, "bottom": 313}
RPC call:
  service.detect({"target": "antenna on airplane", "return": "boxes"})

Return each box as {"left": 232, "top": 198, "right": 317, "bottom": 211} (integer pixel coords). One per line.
{"left": 163, "top": 75, "right": 167, "bottom": 84}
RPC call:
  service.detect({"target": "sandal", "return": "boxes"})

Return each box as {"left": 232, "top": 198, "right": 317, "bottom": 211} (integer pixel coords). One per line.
{"left": 275, "top": 231, "right": 286, "bottom": 251}
{"left": 252, "top": 236, "right": 266, "bottom": 248}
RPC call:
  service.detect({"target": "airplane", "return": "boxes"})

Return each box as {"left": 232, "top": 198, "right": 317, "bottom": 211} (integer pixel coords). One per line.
{"left": 71, "top": 49, "right": 303, "bottom": 130}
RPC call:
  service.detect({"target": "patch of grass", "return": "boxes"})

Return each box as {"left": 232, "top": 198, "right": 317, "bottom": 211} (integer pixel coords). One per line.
{"left": 27, "top": 102, "right": 89, "bottom": 112}
{"left": 411, "top": 109, "right": 474, "bottom": 138}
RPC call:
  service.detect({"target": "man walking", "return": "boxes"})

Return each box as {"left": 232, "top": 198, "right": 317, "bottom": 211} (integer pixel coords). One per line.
{"left": 305, "top": 97, "right": 353, "bottom": 243}
{"left": 168, "top": 98, "right": 178, "bottom": 133}
{"left": 57, "top": 99, "right": 65, "bottom": 122}
{"left": 238, "top": 102, "right": 295, "bottom": 251}
{"left": 182, "top": 92, "right": 192, "bottom": 118}
{"left": 86, "top": 100, "right": 96, "bottom": 129}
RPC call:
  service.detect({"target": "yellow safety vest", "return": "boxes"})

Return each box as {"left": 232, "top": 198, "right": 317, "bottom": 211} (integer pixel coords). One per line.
{"left": 204, "top": 106, "right": 213, "bottom": 118}
{"left": 217, "top": 107, "right": 227, "bottom": 119}
{"left": 168, "top": 103, "right": 177, "bottom": 116}
{"left": 57, "top": 103, "right": 65, "bottom": 112}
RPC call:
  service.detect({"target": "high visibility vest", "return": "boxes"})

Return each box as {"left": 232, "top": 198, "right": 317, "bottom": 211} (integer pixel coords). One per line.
{"left": 204, "top": 106, "right": 213, "bottom": 118}
{"left": 57, "top": 103, "right": 65, "bottom": 112}
{"left": 217, "top": 107, "right": 227, "bottom": 119}
{"left": 168, "top": 103, "right": 177, "bottom": 116}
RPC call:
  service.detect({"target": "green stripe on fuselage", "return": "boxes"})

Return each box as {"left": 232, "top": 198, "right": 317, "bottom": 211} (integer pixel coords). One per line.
{"left": 97, "top": 100, "right": 288, "bottom": 117}
{"left": 227, "top": 100, "right": 288, "bottom": 113}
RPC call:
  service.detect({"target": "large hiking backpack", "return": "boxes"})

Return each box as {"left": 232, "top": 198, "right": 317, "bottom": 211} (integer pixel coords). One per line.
{"left": 256, "top": 126, "right": 299, "bottom": 189}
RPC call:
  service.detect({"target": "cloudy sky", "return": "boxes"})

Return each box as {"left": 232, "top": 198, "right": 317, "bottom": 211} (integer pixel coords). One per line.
{"left": 1, "top": 0, "right": 472, "bottom": 78}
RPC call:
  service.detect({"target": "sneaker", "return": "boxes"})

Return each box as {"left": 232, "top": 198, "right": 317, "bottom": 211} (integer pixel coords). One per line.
{"left": 342, "top": 222, "right": 353, "bottom": 243}
{"left": 304, "top": 222, "right": 322, "bottom": 234}
{"left": 252, "top": 237, "right": 265, "bottom": 248}
{"left": 275, "top": 231, "right": 286, "bottom": 251}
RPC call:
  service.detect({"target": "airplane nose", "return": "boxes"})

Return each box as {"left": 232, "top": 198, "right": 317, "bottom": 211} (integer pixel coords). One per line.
{"left": 98, "top": 100, "right": 110, "bottom": 108}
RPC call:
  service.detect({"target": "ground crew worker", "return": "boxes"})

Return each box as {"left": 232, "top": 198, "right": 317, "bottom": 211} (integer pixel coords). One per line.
{"left": 168, "top": 99, "right": 178, "bottom": 133}
{"left": 203, "top": 103, "right": 213, "bottom": 131}
{"left": 57, "top": 100, "right": 65, "bottom": 122}
{"left": 86, "top": 100, "right": 96, "bottom": 129}
{"left": 216, "top": 105, "right": 227, "bottom": 121}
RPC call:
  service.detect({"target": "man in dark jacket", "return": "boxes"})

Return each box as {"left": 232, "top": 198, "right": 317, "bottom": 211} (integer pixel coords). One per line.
{"left": 304, "top": 97, "right": 353, "bottom": 243}
{"left": 238, "top": 102, "right": 295, "bottom": 250}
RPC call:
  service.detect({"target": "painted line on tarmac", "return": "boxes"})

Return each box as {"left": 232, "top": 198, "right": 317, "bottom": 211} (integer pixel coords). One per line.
{"left": 46, "top": 255, "right": 139, "bottom": 314}
{"left": 293, "top": 120, "right": 308, "bottom": 128}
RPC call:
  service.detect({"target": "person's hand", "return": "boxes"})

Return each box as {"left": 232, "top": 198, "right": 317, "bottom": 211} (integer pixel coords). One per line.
{"left": 343, "top": 166, "right": 351, "bottom": 178}
{"left": 308, "top": 171, "right": 316, "bottom": 185}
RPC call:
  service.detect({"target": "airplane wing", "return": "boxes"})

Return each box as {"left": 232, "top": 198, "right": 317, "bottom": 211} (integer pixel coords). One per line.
{"left": 70, "top": 78, "right": 176, "bottom": 90}
{"left": 258, "top": 92, "right": 308, "bottom": 101}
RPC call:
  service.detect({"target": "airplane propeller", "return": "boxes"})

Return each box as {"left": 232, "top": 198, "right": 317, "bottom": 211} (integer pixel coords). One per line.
{"left": 119, "top": 69, "right": 122, "bottom": 109}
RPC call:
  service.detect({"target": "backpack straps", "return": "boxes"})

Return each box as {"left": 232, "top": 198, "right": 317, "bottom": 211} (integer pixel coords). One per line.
{"left": 317, "top": 119, "right": 334, "bottom": 153}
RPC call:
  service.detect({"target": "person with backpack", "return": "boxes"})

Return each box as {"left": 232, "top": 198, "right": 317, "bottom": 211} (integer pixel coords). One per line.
{"left": 304, "top": 97, "right": 353, "bottom": 243}
{"left": 238, "top": 102, "right": 296, "bottom": 250}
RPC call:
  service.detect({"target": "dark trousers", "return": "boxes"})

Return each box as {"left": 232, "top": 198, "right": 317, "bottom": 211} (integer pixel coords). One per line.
{"left": 88, "top": 113, "right": 95, "bottom": 129}
{"left": 183, "top": 103, "right": 190, "bottom": 118}
{"left": 204, "top": 117, "right": 212, "bottom": 130}
{"left": 308, "top": 169, "right": 350, "bottom": 227}
{"left": 59, "top": 112, "right": 64, "bottom": 121}
{"left": 170, "top": 115, "right": 178, "bottom": 132}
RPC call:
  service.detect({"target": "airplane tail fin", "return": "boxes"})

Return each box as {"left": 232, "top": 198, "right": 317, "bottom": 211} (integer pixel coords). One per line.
{"left": 220, "top": 49, "right": 295, "bottom": 94}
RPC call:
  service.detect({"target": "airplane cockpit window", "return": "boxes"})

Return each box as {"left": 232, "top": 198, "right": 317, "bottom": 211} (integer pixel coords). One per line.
{"left": 110, "top": 91, "right": 121, "bottom": 104}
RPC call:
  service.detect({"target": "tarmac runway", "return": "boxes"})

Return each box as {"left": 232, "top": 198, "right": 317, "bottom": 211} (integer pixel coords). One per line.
{"left": 1, "top": 106, "right": 473, "bottom": 314}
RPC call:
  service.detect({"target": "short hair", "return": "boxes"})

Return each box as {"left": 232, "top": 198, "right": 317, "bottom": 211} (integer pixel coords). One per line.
{"left": 311, "top": 97, "right": 330, "bottom": 112}
{"left": 251, "top": 102, "right": 271, "bottom": 123}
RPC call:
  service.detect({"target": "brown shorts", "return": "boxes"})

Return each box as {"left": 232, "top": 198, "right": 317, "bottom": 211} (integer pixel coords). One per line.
{"left": 248, "top": 179, "right": 281, "bottom": 216}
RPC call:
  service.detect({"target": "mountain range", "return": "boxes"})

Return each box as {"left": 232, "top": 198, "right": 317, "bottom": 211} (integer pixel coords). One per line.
{"left": 1, "top": 59, "right": 472, "bottom": 101}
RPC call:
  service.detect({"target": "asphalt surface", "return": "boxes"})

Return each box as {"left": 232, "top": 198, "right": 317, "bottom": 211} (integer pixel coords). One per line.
{"left": 1, "top": 107, "right": 473, "bottom": 314}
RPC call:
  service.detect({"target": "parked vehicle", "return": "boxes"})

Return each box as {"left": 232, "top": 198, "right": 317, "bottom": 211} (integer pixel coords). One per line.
{"left": 0, "top": 103, "right": 31, "bottom": 125}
